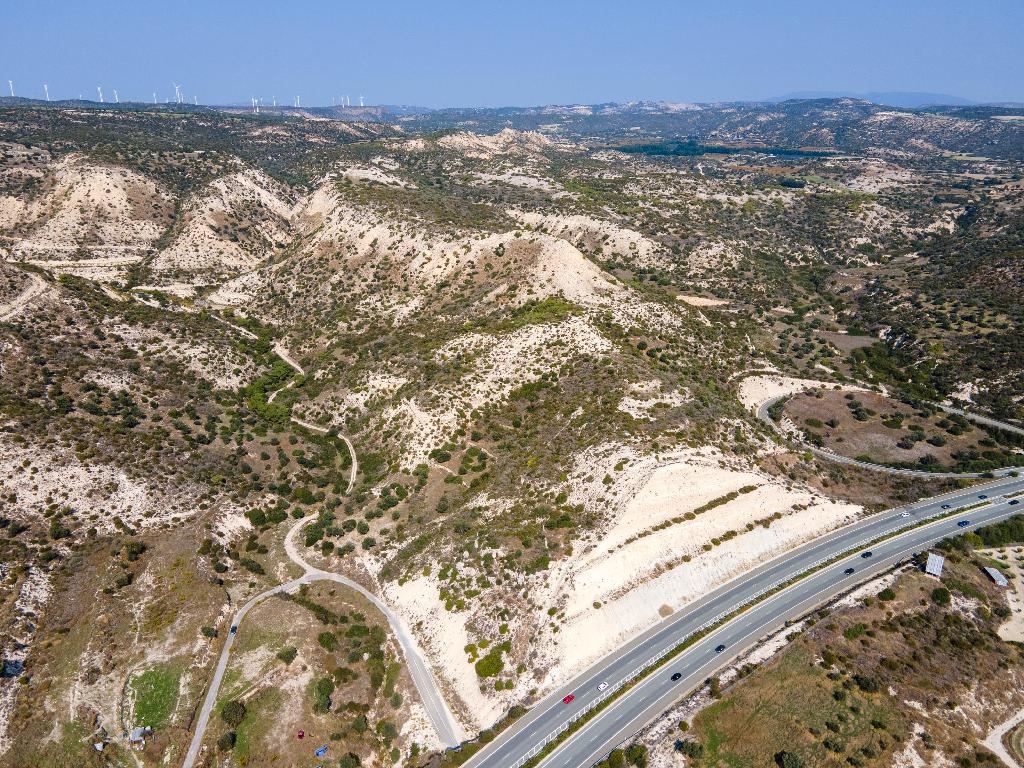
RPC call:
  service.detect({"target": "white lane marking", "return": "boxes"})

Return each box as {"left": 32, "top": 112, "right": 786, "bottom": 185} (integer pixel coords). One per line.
{"left": 530, "top": 501, "right": 1019, "bottom": 768}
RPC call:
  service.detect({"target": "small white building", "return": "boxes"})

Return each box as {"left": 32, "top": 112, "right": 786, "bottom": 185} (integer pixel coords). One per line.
{"left": 925, "top": 553, "right": 945, "bottom": 578}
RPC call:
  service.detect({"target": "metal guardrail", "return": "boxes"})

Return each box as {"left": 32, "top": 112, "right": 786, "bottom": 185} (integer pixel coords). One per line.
{"left": 505, "top": 510, "right": 955, "bottom": 768}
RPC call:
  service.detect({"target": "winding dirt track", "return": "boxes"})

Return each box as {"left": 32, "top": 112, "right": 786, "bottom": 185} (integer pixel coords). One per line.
{"left": 0, "top": 270, "right": 49, "bottom": 322}
{"left": 180, "top": 338, "right": 461, "bottom": 768}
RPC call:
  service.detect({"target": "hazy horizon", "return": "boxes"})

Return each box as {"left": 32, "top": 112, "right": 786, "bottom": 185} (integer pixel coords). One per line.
{"left": 5, "top": 0, "right": 1023, "bottom": 108}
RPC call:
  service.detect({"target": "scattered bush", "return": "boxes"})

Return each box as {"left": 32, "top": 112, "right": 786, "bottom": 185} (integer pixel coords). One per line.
{"left": 221, "top": 700, "right": 246, "bottom": 728}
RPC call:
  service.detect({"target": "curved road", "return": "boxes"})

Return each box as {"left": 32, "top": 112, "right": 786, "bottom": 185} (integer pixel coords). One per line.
{"left": 0, "top": 269, "right": 49, "bottom": 321}
{"left": 181, "top": 341, "right": 460, "bottom": 768}
{"left": 756, "top": 395, "right": 1019, "bottom": 479}
{"left": 181, "top": 513, "right": 464, "bottom": 768}
{"left": 932, "top": 402, "right": 1024, "bottom": 438}
{"left": 266, "top": 342, "right": 359, "bottom": 495}
{"left": 464, "top": 475, "right": 1024, "bottom": 768}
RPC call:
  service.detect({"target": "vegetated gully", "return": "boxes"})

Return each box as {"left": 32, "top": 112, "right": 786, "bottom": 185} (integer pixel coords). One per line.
{"left": 466, "top": 475, "right": 1024, "bottom": 768}
{"left": 180, "top": 345, "right": 463, "bottom": 768}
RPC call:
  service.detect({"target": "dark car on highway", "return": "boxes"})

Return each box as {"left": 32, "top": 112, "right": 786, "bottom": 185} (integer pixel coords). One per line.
{"left": 861, "top": 551, "right": 872, "bottom": 559}
{"left": 1011, "top": 500, "right": 1020, "bottom": 506}
{"left": 715, "top": 644, "right": 726, "bottom": 653}
{"left": 958, "top": 520, "right": 970, "bottom": 527}
{"left": 844, "top": 567, "right": 855, "bottom": 575}
{"left": 979, "top": 494, "right": 988, "bottom": 500}
{"left": 941, "top": 504, "right": 951, "bottom": 509}
{"left": 671, "top": 672, "right": 682, "bottom": 681}
{"left": 230, "top": 625, "right": 238, "bottom": 635}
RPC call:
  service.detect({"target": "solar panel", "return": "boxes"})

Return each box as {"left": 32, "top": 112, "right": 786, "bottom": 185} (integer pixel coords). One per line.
{"left": 925, "top": 553, "right": 944, "bottom": 577}
{"left": 984, "top": 566, "right": 1009, "bottom": 587}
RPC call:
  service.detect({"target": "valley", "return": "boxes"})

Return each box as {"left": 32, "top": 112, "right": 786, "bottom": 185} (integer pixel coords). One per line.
{"left": 1, "top": 97, "right": 1022, "bottom": 768}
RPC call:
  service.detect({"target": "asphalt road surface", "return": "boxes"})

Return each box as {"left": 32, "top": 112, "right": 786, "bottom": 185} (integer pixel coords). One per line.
{"left": 756, "top": 396, "right": 1018, "bottom": 479}
{"left": 933, "top": 402, "right": 1024, "bottom": 438}
{"left": 180, "top": 516, "right": 463, "bottom": 768}
{"left": 464, "top": 475, "right": 1024, "bottom": 768}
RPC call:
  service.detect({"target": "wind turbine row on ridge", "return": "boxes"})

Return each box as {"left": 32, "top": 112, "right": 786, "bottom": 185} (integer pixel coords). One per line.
{"left": 4, "top": 81, "right": 368, "bottom": 108}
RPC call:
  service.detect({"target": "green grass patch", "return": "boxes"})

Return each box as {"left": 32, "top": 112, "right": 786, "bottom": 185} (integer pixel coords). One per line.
{"left": 494, "top": 297, "right": 580, "bottom": 332}
{"left": 130, "top": 665, "right": 181, "bottom": 728}
{"left": 233, "top": 687, "right": 282, "bottom": 764}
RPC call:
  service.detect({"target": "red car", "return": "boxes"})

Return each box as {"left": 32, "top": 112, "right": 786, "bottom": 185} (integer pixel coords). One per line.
{"left": 297, "top": 730, "right": 305, "bottom": 740}
{"left": 562, "top": 694, "right": 575, "bottom": 704}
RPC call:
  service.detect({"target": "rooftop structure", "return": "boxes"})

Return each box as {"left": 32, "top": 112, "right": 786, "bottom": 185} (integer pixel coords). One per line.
{"left": 983, "top": 566, "right": 1009, "bottom": 587}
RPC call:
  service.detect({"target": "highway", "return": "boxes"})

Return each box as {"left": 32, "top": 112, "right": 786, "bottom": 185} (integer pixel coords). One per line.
{"left": 463, "top": 475, "right": 1024, "bottom": 768}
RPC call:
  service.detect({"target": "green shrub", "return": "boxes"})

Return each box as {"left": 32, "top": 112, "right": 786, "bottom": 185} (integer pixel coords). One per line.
{"left": 626, "top": 744, "right": 648, "bottom": 768}
{"left": 221, "top": 700, "right": 246, "bottom": 728}
{"left": 474, "top": 650, "right": 504, "bottom": 678}
{"left": 775, "top": 752, "right": 804, "bottom": 768}
{"left": 217, "top": 731, "right": 236, "bottom": 751}
{"left": 843, "top": 623, "right": 867, "bottom": 640}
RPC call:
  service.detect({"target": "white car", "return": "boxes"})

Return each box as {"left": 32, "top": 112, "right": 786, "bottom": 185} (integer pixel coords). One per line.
{"left": 598, "top": 681, "right": 609, "bottom": 692}
{"left": 900, "top": 511, "right": 911, "bottom": 518}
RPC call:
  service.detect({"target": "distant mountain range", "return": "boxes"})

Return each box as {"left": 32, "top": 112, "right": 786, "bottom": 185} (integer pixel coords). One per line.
{"left": 767, "top": 91, "right": 1010, "bottom": 108}
{"left": 3, "top": 94, "right": 1023, "bottom": 160}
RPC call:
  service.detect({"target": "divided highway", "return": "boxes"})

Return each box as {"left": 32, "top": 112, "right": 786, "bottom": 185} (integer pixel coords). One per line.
{"left": 464, "top": 475, "right": 1024, "bottom": 768}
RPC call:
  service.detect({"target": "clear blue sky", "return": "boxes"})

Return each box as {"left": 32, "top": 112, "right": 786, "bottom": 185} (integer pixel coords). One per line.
{"left": 5, "top": 0, "right": 1023, "bottom": 107}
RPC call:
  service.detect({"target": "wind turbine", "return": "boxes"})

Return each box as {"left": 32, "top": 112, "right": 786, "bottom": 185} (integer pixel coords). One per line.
{"left": 359, "top": 94, "right": 364, "bottom": 107}
{"left": 7, "top": 80, "right": 13, "bottom": 97}
{"left": 97, "top": 86, "right": 104, "bottom": 103}
{"left": 172, "top": 82, "right": 181, "bottom": 103}
{"left": 153, "top": 92, "right": 157, "bottom": 104}
{"left": 43, "top": 84, "right": 49, "bottom": 101}
{"left": 113, "top": 89, "right": 119, "bottom": 103}
{"left": 194, "top": 95, "right": 197, "bottom": 105}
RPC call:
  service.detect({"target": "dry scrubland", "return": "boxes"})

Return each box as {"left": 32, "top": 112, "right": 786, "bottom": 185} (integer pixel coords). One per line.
{"left": 1, "top": 101, "right": 1023, "bottom": 766}
{"left": 631, "top": 549, "right": 1024, "bottom": 768}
